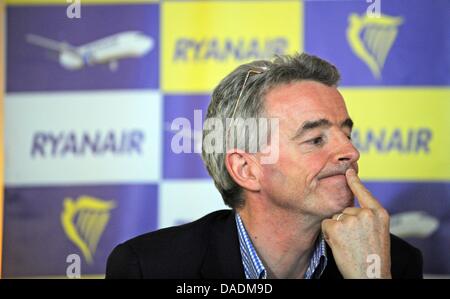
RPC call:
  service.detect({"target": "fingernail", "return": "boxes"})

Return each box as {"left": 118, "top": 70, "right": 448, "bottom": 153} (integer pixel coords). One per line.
{"left": 346, "top": 168, "right": 355, "bottom": 176}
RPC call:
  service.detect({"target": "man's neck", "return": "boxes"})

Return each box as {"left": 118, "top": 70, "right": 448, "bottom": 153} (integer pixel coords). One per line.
{"left": 237, "top": 199, "right": 322, "bottom": 279}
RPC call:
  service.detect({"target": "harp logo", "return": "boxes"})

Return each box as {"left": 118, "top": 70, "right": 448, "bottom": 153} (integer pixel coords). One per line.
{"left": 347, "top": 13, "right": 403, "bottom": 79}
{"left": 61, "top": 196, "right": 116, "bottom": 264}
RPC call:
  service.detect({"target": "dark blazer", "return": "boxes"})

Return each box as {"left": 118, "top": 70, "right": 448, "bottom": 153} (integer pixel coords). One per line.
{"left": 105, "top": 209, "right": 423, "bottom": 279}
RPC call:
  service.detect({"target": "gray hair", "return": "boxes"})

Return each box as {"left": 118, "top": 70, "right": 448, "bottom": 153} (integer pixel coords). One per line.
{"left": 202, "top": 53, "right": 341, "bottom": 209}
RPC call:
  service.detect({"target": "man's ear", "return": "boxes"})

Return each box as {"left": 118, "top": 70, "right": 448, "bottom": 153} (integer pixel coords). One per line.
{"left": 224, "top": 149, "right": 261, "bottom": 192}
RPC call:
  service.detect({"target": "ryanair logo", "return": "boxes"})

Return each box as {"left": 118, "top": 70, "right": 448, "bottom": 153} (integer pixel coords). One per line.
{"left": 342, "top": 88, "right": 450, "bottom": 180}
{"left": 61, "top": 196, "right": 116, "bottom": 264}
{"left": 162, "top": 0, "right": 302, "bottom": 92}
{"left": 173, "top": 37, "right": 288, "bottom": 62}
{"left": 347, "top": 13, "right": 403, "bottom": 79}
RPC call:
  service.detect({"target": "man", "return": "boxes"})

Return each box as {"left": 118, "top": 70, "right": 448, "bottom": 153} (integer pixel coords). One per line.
{"left": 106, "top": 53, "right": 422, "bottom": 279}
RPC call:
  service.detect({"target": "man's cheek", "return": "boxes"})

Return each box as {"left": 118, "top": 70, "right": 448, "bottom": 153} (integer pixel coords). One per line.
{"left": 261, "top": 165, "right": 285, "bottom": 190}
{"left": 305, "top": 166, "right": 328, "bottom": 193}
{"left": 306, "top": 161, "right": 326, "bottom": 181}
{"left": 304, "top": 171, "right": 320, "bottom": 192}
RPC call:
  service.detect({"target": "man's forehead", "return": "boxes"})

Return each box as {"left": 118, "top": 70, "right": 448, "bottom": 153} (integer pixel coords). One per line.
{"left": 264, "top": 80, "right": 348, "bottom": 120}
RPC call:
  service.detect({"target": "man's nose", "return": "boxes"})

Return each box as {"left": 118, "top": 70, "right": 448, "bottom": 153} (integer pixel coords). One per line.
{"left": 334, "top": 134, "right": 360, "bottom": 165}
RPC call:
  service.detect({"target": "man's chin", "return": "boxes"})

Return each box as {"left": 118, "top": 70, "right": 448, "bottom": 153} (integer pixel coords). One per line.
{"left": 318, "top": 201, "right": 353, "bottom": 219}
{"left": 337, "top": 196, "right": 354, "bottom": 208}
{"left": 324, "top": 194, "right": 354, "bottom": 215}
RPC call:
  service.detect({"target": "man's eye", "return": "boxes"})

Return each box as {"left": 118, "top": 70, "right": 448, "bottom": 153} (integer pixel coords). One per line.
{"left": 308, "top": 136, "right": 324, "bottom": 146}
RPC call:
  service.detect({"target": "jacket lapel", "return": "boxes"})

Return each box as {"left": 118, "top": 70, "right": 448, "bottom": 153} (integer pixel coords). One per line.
{"left": 200, "top": 210, "right": 246, "bottom": 279}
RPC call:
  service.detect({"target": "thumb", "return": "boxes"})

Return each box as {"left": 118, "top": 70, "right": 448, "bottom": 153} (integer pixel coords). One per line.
{"left": 321, "top": 218, "right": 334, "bottom": 243}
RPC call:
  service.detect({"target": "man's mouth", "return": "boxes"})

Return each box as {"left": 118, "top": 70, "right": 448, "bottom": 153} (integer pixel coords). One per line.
{"left": 317, "top": 170, "right": 348, "bottom": 180}
{"left": 320, "top": 174, "right": 347, "bottom": 184}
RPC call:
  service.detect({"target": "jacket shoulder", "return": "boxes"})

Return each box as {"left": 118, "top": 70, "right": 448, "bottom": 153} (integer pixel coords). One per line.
{"left": 390, "top": 234, "right": 423, "bottom": 279}
{"left": 105, "top": 209, "right": 233, "bottom": 278}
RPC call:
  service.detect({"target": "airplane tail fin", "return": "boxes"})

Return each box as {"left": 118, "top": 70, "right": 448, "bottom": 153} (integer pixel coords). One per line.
{"left": 26, "top": 34, "right": 77, "bottom": 53}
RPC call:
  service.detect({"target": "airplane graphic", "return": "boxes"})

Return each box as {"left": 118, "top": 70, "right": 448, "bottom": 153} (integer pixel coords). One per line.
{"left": 390, "top": 211, "right": 439, "bottom": 239}
{"left": 26, "top": 31, "right": 154, "bottom": 71}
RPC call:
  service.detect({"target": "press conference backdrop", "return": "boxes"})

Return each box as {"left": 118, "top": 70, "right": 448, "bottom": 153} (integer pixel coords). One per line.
{"left": 2, "top": 0, "right": 449, "bottom": 278}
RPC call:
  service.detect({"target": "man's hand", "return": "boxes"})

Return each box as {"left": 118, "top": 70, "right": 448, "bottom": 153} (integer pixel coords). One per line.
{"left": 321, "top": 169, "right": 391, "bottom": 279}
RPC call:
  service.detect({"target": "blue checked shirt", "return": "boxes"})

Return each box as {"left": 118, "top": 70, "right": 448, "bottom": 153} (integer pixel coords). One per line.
{"left": 235, "top": 213, "right": 327, "bottom": 279}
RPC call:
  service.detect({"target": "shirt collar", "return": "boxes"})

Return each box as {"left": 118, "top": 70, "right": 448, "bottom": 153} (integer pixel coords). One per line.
{"left": 235, "top": 213, "right": 327, "bottom": 279}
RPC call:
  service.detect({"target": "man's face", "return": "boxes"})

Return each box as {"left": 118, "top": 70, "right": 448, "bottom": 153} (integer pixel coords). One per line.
{"left": 259, "top": 80, "right": 360, "bottom": 219}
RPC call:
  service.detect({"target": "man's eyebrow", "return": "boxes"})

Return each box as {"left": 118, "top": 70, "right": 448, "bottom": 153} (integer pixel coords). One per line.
{"left": 291, "top": 118, "right": 331, "bottom": 140}
{"left": 291, "top": 117, "right": 354, "bottom": 140}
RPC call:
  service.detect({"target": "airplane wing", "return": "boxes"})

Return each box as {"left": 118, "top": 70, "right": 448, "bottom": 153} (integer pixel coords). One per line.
{"left": 26, "top": 34, "right": 77, "bottom": 53}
